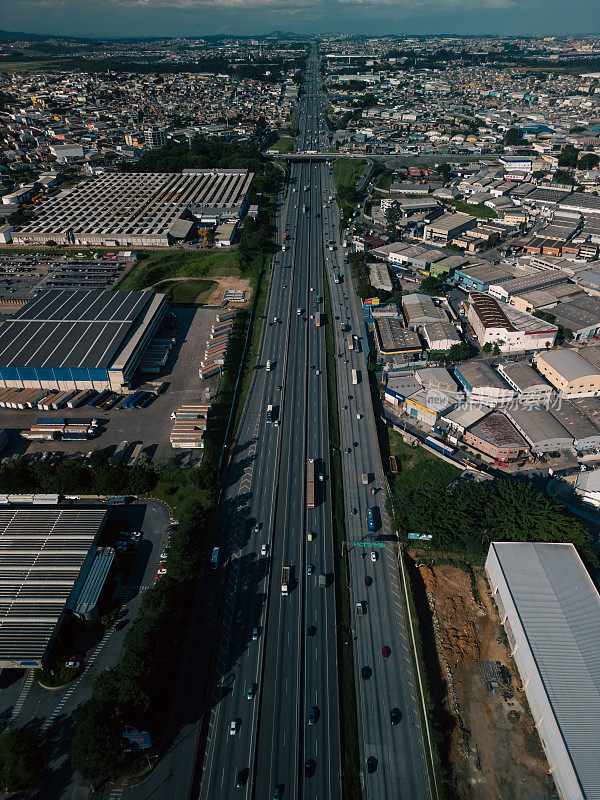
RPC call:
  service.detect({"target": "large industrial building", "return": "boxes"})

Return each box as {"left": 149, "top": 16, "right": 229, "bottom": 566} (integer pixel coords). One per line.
{"left": 486, "top": 542, "right": 600, "bottom": 800}
{"left": 14, "top": 169, "right": 254, "bottom": 247}
{"left": 0, "top": 289, "right": 167, "bottom": 392}
{"left": 0, "top": 507, "right": 109, "bottom": 668}
{"left": 465, "top": 292, "right": 558, "bottom": 353}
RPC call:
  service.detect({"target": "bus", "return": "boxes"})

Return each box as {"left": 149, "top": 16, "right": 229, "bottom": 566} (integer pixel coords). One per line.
{"left": 307, "top": 458, "right": 315, "bottom": 509}
{"left": 366, "top": 507, "right": 375, "bottom": 532}
{"left": 211, "top": 547, "right": 219, "bottom": 570}
{"left": 333, "top": 272, "right": 340, "bottom": 285}
{"left": 347, "top": 333, "right": 354, "bottom": 351}
{"left": 315, "top": 311, "right": 322, "bottom": 328}
{"left": 351, "top": 369, "right": 359, "bottom": 385}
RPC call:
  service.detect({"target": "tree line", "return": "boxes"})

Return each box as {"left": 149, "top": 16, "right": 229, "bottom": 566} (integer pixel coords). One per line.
{"left": 388, "top": 451, "right": 592, "bottom": 563}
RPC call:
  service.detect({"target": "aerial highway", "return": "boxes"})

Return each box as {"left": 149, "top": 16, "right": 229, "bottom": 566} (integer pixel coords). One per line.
{"left": 319, "top": 117, "right": 433, "bottom": 800}
{"left": 196, "top": 53, "right": 341, "bottom": 800}
{"left": 192, "top": 49, "right": 431, "bottom": 800}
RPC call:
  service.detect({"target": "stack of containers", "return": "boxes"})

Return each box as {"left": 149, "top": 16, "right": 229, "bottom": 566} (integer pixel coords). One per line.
{"left": 21, "top": 418, "right": 96, "bottom": 441}
{"left": 170, "top": 404, "right": 210, "bottom": 449}
{"left": 139, "top": 337, "right": 175, "bottom": 374}
{"left": 200, "top": 311, "right": 236, "bottom": 380}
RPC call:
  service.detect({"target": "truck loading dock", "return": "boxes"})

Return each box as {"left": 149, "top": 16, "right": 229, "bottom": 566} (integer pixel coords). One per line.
{"left": 0, "top": 289, "right": 167, "bottom": 393}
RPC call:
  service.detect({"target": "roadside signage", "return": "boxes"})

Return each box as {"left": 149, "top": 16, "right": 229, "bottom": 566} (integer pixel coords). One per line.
{"left": 408, "top": 533, "right": 433, "bottom": 541}
{"left": 354, "top": 541, "right": 386, "bottom": 548}
{"left": 363, "top": 298, "right": 380, "bottom": 307}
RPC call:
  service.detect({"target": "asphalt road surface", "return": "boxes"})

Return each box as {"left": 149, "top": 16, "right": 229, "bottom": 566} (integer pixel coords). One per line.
{"left": 197, "top": 52, "right": 341, "bottom": 800}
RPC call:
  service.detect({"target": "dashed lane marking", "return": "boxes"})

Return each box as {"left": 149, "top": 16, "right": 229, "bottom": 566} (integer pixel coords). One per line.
{"left": 9, "top": 671, "right": 34, "bottom": 725}
{"left": 42, "top": 629, "right": 115, "bottom": 732}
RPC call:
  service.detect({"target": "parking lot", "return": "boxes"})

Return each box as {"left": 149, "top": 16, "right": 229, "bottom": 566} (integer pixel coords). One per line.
{"left": 0, "top": 306, "right": 221, "bottom": 464}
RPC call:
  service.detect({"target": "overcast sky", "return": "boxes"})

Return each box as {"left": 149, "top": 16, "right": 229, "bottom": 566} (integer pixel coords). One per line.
{"left": 1, "top": 0, "right": 600, "bottom": 39}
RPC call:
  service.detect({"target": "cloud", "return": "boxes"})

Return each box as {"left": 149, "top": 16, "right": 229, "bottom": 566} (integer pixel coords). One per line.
{"left": 106, "top": 0, "right": 317, "bottom": 7}
{"left": 338, "top": 0, "right": 515, "bottom": 7}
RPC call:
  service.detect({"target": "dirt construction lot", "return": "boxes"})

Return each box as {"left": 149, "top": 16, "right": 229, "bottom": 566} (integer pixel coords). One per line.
{"left": 417, "top": 561, "right": 556, "bottom": 800}
{"left": 203, "top": 275, "right": 252, "bottom": 306}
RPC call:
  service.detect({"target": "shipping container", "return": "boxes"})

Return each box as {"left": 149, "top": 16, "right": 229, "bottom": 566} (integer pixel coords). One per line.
{"left": 67, "top": 390, "right": 95, "bottom": 408}
{"left": 424, "top": 435, "right": 455, "bottom": 458}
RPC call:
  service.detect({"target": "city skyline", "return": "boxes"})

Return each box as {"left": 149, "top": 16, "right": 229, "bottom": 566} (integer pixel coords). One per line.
{"left": 3, "top": 0, "right": 600, "bottom": 39}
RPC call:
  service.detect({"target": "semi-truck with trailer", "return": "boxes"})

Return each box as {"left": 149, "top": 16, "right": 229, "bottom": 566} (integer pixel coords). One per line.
{"left": 307, "top": 458, "right": 315, "bottom": 509}
{"left": 281, "top": 566, "right": 290, "bottom": 596}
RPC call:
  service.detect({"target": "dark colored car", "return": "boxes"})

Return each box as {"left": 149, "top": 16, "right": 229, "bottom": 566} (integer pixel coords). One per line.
{"left": 307, "top": 625, "right": 316, "bottom": 637}
{"left": 382, "top": 646, "right": 391, "bottom": 659}
{"left": 364, "top": 576, "right": 372, "bottom": 587}
{"left": 235, "top": 768, "right": 249, "bottom": 788}
{"left": 390, "top": 708, "right": 402, "bottom": 726}
{"left": 367, "top": 756, "right": 378, "bottom": 774}
{"left": 273, "top": 786, "right": 283, "bottom": 800}
{"left": 305, "top": 759, "right": 316, "bottom": 778}
{"left": 361, "top": 665, "right": 372, "bottom": 680}
{"left": 307, "top": 706, "right": 319, "bottom": 725}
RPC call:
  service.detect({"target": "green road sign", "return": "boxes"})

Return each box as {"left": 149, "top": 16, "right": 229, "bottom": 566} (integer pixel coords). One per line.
{"left": 354, "top": 541, "right": 386, "bottom": 548}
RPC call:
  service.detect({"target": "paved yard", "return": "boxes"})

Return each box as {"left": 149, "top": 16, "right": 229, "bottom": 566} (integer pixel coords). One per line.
{"left": 0, "top": 306, "right": 222, "bottom": 465}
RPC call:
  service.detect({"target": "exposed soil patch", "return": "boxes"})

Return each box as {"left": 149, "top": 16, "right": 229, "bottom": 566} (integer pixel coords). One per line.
{"left": 413, "top": 558, "right": 556, "bottom": 800}
{"left": 200, "top": 275, "right": 252, "bottom": 306}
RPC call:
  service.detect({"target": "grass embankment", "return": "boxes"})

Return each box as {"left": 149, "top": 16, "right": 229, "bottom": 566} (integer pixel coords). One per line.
{"left": 332, "top": 158, "right": 367, "bottom": 194}
{"left": 324, "top": 274, "right": 360, "bottom": 800}
{"left": 155, "top": 278, "right": 216, "bottom": 305}
{"left": 375, "top": 170, "right": 393, "bottom": 192}
{"left": 269, "top": 137, "right": 294, "bottom": 154}
{"left": 118, "top": 249, "right": 240, "bottom": 291}
{"left": 449, "top": 200, "right": 498, "bottom": 219}
{"left": 332, "top": 158, "right": 368, "bottom": 224}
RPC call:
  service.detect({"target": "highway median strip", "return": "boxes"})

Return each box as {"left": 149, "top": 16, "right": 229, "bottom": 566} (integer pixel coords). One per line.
{"left": 324, "top": 264, "right": 361, "bottom": 800}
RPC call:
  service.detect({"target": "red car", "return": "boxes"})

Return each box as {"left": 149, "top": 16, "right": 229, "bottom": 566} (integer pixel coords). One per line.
{"left": 364, "top": 576, "right": 372, "bottom": 587}
{"left": 382, "top": 646, "right": 391, "bottom": 659}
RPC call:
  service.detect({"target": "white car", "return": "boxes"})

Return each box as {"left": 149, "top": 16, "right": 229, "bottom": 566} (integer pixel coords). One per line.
{"left": 230, "top": 720, "right": 239, "bottom": 736}
{"left": 261, "top": 543, "right": 268, "bottom": 556}
{"left": 370, "top": 551, "right": 378, "bottom": 563}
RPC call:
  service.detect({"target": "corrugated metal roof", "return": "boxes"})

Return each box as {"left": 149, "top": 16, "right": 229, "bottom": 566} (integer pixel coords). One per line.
{"left": 491, "top": 542, "right": 600, "bottom": 800}
{"left": 0, "top": 290, "right": 156, "bottom": 371}
{"left": 0, "top": 508, "right": 106, "bottom": 666}
{"left": 71, "top": 546, "right": 115, "bottom": 615}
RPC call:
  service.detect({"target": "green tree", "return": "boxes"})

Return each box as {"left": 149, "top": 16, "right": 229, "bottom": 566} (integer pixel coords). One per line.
{"left": 558, "top": 145, "right": 579, "bottom": 168}
{"left": 71, "top": 698, "right": 123, "bottom": 783}
{"left": 482, "top": 342, "right": 492, "bottom": 354}
{"left": 553, "top": 169, "right": 575, "bottom": 185}
{"left": 492, "top": 343, "right": 501, "bottom": 356}
{"left": 419, "top": 276, "right": 444, "bottom": 296}
{"left": 0, "top": 728, "right": 43, "bottom": 792}
{"left": 579, "top": 152, "right": 600, "bottom": 170}
{"left": 504, "top": 127, "right": 524, "bottom": 146}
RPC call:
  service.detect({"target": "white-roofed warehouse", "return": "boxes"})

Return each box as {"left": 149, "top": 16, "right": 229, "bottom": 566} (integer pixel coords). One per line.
{"left": 486, "top": 542, "right": 600, "bottom": 800}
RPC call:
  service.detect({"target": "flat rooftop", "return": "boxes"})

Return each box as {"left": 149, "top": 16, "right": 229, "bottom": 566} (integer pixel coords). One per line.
{"left": 0, "top": 289, "right": 161, "bottom": 371}
{"left": 17, "top": 170, "right": 253, "bottom": 242}
{"left": 468, "top": 411, "right": 528, "bottom": 447}
{"left": 488, "top": 541, "right": 600, "bottom": 800}
{"left": 0, "top": 508, "right": 107, "bottom": 667}
{"left": 374, "top": 318, "right": 422, "bottom": 354}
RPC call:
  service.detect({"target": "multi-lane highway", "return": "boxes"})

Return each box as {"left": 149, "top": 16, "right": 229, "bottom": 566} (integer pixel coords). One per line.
{"left": 197, "top": 53, "right": 340, "bottom": 800}
{"left": 195, "top": 49, "right": 431, "bottom": 800}
{"left": 318, "top": 125, "right": 432, "bottom": 800}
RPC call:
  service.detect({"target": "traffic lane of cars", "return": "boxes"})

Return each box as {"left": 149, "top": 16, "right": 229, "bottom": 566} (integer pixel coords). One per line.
{"left": 198, "top": 180, "right": 301, "bottom": 800}
{"left": 326, "top": 246, "right": 408, "bottom": 792}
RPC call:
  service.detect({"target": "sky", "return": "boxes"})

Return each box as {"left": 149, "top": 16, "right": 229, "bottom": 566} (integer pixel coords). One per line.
{"left": 2, "top": 0, "right": 600, "bottom": 39}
